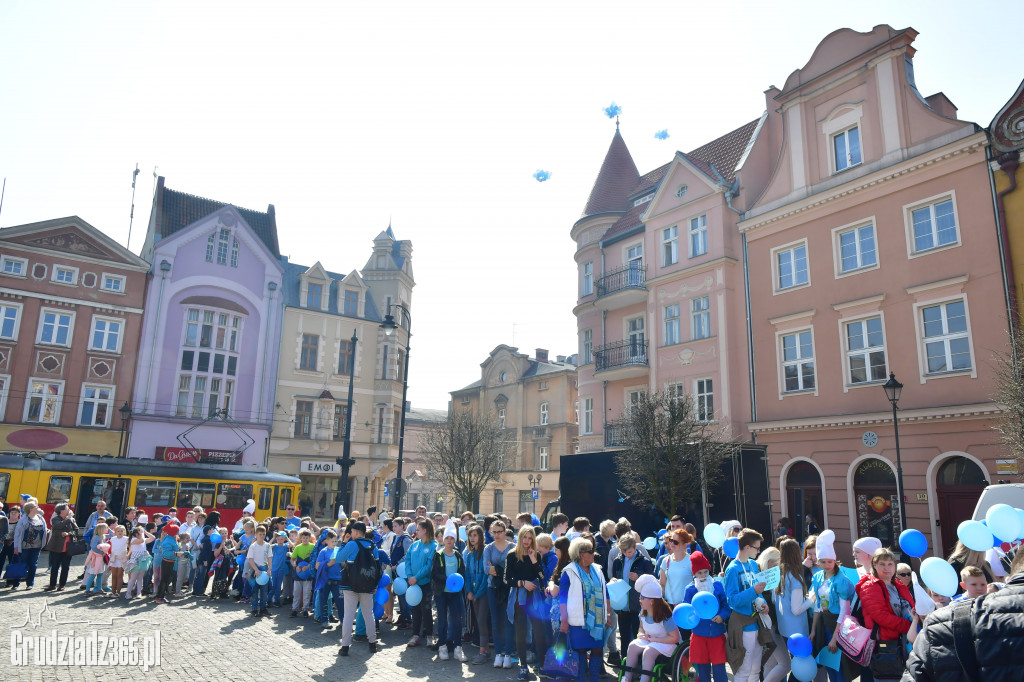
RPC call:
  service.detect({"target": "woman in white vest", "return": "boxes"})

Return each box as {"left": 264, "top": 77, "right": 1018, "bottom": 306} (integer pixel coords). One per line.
{"left": 558, "top": 537, "right": 611, "bottom": 682}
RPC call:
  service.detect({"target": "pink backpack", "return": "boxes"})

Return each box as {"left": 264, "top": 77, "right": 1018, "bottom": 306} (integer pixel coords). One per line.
{"left": 836, "top": 614, "right": 875, "bottom": 665}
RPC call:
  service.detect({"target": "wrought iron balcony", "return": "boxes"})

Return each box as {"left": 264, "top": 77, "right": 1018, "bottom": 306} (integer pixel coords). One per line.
{"left": 604, "top": 422, "right": 627, "bottom": 448}
{"left": 597, "top": 264, "right": 647, "bottom": 298}
{"left": 594, "top": 339, "right": 649, "bottom": 374}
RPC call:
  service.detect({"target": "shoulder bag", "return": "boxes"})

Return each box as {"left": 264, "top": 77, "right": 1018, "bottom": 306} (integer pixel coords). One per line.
{"left": 66, "top": 532, "right": 89, "bottom": 556}
{"left": 868, "top": 582, "right": 910, "bottom": 680}
{"left": 541, "top": 632, "right": 580, "bottom": 679}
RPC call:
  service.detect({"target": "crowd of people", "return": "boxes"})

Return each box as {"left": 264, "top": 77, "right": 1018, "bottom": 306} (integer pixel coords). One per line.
{"left": 1, "top": 495, "right": 1023, "bottom": 681}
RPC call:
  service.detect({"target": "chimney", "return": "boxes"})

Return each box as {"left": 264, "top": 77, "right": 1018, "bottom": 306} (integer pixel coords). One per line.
{"left": 535, "top": 348, "right": 548, "bottom": 363}
{"left": 556, "top": 355, "right": 566, "bottom": 363}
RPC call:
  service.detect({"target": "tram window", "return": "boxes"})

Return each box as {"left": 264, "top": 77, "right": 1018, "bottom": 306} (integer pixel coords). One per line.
{"left": 135, "top": 480, "right": 177, "bottom": 508}
{"left": 216, "top": 483, "right": 253, "bottom": 509}
{"left": 0, "top": 473, "right": 9, "bottom": 503}
{"left": 258, "top": 488, "right": 273, "bottom": 510}
{"left": 279, "top": 488, "right": 292, "bottom": 511}
{"left": 47, "top": 476, "right": 72, "bottom": 504}
{"left": 177, "top": 482, "right": 216, "bottom": 509}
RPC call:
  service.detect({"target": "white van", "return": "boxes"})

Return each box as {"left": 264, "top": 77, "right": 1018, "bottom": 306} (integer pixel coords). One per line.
{"left": 972, "top": 483, "right": 1024, "bottom": 520}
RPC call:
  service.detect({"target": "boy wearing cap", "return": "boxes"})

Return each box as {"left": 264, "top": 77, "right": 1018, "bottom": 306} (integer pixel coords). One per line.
{"left": 269, "top": 530, "right": 290, "bottom": 607}
{"left": 683, "top": 552, "right": 729, "bottom": 682}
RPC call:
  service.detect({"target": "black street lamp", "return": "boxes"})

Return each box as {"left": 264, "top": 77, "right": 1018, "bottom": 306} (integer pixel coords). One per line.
{"left": 882, "top": 372, "right": 908, "bottom": 532}
{"left": 117, "top": 402, "right": 132, "bottom": 458}
{"left": 380, "top": 303, "right": 412, "bottom": 513}
{"left": 335, "top": 329, "right": 358, "bottom": 517}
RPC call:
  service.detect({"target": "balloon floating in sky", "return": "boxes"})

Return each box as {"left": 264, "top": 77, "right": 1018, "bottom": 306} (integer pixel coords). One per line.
{"left": 533, "top": 170, "right": 551, "bottom": 182}
{"left": 603, "top": 102, "right": 622, "bottom": 118}
{"left": 654, "top": 130, "right": 669, "bottom": 140}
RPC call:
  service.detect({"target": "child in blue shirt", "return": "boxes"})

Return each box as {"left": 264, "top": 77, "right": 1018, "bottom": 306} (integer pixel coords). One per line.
{"left": 269, "top": 530, "right": 290, "bottom": 608}
{"left": 723, "top": 529, "right": 768, "bottom": 682}
{"left": 314, "top": 530, "right": 344, "bottom": 627}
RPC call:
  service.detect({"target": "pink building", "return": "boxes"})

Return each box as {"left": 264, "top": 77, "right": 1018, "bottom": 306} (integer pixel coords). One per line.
{"left": 737, "top": 26, "right": 1007, "bottom": 559}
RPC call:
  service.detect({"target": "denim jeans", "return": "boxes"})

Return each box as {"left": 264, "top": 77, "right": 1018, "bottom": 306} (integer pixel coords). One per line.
{"left": 251, "top": 580, "right": 269, "bottom": 611}
{"left": 435, "top": 590, "right": 466, "bottom": 651}
{"left": 488, "top": 587, "right": 515, "bottom": 656}
{"left": 86, "top": 572, "right": 103, "bottom": 593}
{"left": 316, "top": 580, "right": 344, "bottom": 623}
{"left": 193, "top": 559, "right": 209, "bottom": 595}
{"left": 20, "top": 548, "right": 41, "bottom": 587}
{"left": 269, "top": 570, "right": 284, "bottom": 603}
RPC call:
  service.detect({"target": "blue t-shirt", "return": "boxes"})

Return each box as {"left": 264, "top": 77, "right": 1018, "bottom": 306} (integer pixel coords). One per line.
{"left": 316, "top": 546, "right": 343, "bottom": 581}
{"left": 271, "top": 543, "right": 290, "bottom": 571}
{"left": 286, "top": 516, "right": 301, "bottom": 529}
{"left": 443, "top": 551, "right": 460, "bottom": 592}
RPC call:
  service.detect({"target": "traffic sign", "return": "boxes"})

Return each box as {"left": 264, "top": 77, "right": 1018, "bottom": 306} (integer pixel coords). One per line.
{"left": 384, "top": 485, "right": 389, "bottom": 497}
{"left": 531, "top": 488, "right": 539, "bottom": 500}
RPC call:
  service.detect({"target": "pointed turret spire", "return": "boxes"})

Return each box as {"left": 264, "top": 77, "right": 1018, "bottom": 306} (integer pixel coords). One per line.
{"left": 580, "top": 127, "right": 640, "bottom": 218}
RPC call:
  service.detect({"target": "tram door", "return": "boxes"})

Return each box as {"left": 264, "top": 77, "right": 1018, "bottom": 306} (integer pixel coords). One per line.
{"left": 75, "top": 477, "right": 129, "bottom": 527}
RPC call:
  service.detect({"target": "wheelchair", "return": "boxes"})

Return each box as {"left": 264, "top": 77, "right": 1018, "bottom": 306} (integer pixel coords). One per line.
{"left": 614, "top": 642, "right": 695, "bottom": 682}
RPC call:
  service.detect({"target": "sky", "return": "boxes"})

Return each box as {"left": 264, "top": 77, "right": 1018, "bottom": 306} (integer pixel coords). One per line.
{"left": 1, "top": 1, "right": 1020, "bottom": 411}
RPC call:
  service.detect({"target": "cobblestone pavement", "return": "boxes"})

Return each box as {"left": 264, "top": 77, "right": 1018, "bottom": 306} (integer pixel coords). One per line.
{"left": 0, "top": 557, "right": 545, "bottom": 682}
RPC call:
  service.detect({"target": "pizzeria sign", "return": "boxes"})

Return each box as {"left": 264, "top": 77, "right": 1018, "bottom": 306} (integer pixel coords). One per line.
{"left": 155, "top": 446, "right": 243, "bottom": 465}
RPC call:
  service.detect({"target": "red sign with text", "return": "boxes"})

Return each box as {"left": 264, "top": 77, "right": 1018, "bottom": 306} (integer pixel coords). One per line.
{"left": 154, "top": 446, "right": 243, "bottom": 465}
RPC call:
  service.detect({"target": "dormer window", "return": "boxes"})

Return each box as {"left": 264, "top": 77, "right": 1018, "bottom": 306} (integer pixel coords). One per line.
{"left": 206, "top": 229, "right": 239, "bottom": 267}
{"left": 633, "top": 193, "right": 654, "bottom": 207}
{"left": 306, "top": 282, "right": 323, "bottom": 308}
{"left": 343, "top": 290, "right": 359, "bottom": 316}
{"left": 833, "top": 126, "right": 862, "bottom": 172}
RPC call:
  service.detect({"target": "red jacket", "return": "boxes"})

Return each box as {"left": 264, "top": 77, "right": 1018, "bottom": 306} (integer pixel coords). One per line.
{"left": 856, "top": 574, "right": 915, "bottom": 640}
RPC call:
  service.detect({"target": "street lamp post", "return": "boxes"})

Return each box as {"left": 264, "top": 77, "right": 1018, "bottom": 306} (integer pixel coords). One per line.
{"left": 117, "top": 402, "right": 132, "bottom": 458}
{"left": 335, "top": 329, "right": 359, "bottom": 517}
{"left": 883, "top": 372, "right": 908, "bottom": 532}
{"left": 380, "top": 303, "right": 412, "bottom": 513}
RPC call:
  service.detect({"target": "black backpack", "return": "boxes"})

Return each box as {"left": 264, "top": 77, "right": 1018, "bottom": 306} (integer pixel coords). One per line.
{"left": 344, "top": 540, "right": 381, "bottom": 593}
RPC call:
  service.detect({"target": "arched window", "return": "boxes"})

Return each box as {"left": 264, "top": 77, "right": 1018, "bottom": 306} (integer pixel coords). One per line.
{"left": 853, "top": 458, "right": 898, "bottom": 546}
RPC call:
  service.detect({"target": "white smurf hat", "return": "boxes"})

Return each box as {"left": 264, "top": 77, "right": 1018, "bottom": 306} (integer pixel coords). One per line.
{"left": 634, "top": 574, "right": 663, "bottom": 600}
{"left": 817, "top": 529, "right": 837, "bottom": 561}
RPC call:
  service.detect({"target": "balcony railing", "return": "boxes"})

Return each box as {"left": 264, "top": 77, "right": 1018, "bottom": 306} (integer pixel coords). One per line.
{"left": 605, "top": 422, "right": 627, "bottom": 447}
{"left": 594, "top": 339, "right": 649, "bottom": 372}
{"left": 597, "top": 264, "right": 647, "bottom": 298}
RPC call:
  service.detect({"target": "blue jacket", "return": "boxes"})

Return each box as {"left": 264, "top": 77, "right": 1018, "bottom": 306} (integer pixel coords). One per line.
{"left": 404, "top": 539, "right": 437, "bottom": 587}
{"left": 724, "top": 559, "right": 761, "bottom": 632}
{"left": 542, "top": 550, "right": 558, "bottom": 584}
{"left": 271, "top": 543, "right": 290, "bottom": 572}
{"left": 156, "top": 535, "right": 178, "bottom": 562}
{"left": 316, "top": 546, "right": 343, "bottom": 581}
{"left": 463, "top": 547, "right": 489, "bottom": 599}
{"left": 683, "top": 579, "right": 730, "bottom": 637}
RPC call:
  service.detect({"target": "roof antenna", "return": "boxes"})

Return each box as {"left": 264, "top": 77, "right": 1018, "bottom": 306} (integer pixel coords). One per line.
{"left": 616, "top": 115, "right": 620, "bottom": 133}
{"left": 127, "top": 164, "right": 140, "bottom": 251}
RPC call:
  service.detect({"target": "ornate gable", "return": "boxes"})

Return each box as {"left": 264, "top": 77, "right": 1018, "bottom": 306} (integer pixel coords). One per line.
{"left": 17, "top": 231, "right": 112, "bottom": 258}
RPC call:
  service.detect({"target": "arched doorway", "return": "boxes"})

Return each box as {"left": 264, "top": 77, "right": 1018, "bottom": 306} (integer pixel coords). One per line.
{"left": 936, "top": 456, "right": 988, "bottom": 557}
{"left": 853, "top": 458, "right": 899, "bottom": 547}
{"left": 786, "top": 461, "right": 824, "bottom": 541}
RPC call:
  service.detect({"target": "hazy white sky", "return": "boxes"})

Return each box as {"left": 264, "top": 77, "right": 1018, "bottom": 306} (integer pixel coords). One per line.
{"left": 1, "top": 1, "right": 1020, "bottom": 410}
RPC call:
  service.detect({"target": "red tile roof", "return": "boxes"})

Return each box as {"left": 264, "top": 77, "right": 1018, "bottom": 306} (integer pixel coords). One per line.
{"left": 580, "top": 131, "right": 640, "bottom": 218}
{"left": 686, "top": 118, "right": 760, "bottom": 182}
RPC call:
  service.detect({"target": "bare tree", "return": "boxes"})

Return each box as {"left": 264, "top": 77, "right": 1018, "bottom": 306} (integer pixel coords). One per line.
{"left": 994, "top": 323, "right": 1024, "bottom": 479}
{"left": 424, "top": 409, "right": 514, "bottom": 512}
{"left": 613, "top": 390, "right": 735, "bottom": 521}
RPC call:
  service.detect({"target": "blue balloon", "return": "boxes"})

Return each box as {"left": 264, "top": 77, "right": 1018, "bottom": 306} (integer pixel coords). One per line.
{"left": 723, "top": 537, "right": 740, "bottom": 559}
{"left": 787, "top": 633, "right": 813, "bottom": 658}
{"left": 374, "top": 587, "right": 389, "bottom": 605}
{"left": 458, "top": 526, "right": 468, "bottom": 542}
{"left": 920, "top": 557, "right": 959, "bottom": 598}
{"left": 255, "top": 569, "right": 269, "bottom": 586}
{"left": 1016, "top": 509, "right": 1024, "bottom": 540}
{"left": 373, "top": 602, "right": 385, "bottom": 619}
{"left": 957, "top": 520, "right": 993, "bottom": 552}
{"left": 672, "top": 603, "right": 700, "bottom": 630}
{"left": 791, "top": 655, "right": 817, "bottom": 682}
{"left": 899, "top": 529, "right": 928, "bottom": 558}
{"left": 378, "top": 573, "right": 392, "bottom": 589}
{"left": 704, "top": 523, "right": 725, "bottom": 549}
{"left": 643, "top": 537, "right": 657, "bottom": 551}
{"left": 445, "top": 573, "right": 465, "bottom": 592}
{"left": 692, "top": 591, "right": 718, "bottom": 620}
{"left": 393, "top": 578, "right": 408, "bottom": 595}
{"left": 236, "top": 555, "right": 246, "bottom": 567}
{"left": 657, "top": 529, "right": 668, "bottom": 539}
{"left": 986, "top": 504, "right": 1022, "bottom": 544}
{"left": 607, "top": 580, "right": 630, "bottom": 611}
{"left": 531, "top": 514, "right": 540, "bottom": 526}
{"left": 396, "top": 563, "right": 408, "bottom": 579}
{"left": 405, "top": 584, "right": 423, "bottom": 606}
{"left": 210, "top": 533, "right": 223, "bottom": 545}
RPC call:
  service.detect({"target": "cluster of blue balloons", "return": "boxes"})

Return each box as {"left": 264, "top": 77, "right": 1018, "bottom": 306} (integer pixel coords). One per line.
{"left": 958, "top": 504, "right": 1024, "bottom": 551}
{"left": 787, "top": 635, "right": 815, "bottom": 681}
{"left": 670, "top": 593, "right": 720, "bottom": 630}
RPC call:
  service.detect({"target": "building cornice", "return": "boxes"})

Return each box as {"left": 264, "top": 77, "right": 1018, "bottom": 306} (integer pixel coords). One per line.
{"left": 0, "top": 286, "right": 144, "bottom": 315}
{"left": 748, "top": 401, "right": 1002, "bottom": 434}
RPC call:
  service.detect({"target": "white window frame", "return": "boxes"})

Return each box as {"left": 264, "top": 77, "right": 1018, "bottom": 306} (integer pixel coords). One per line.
{"left": 663, "top": 226, "right": 678, "bottom": 266}
{"left": 581, "top": 329, "right": 593, "bottom": 365}
{"left": 663, "top": 304, "right": 680, "bottom": 346}
{"left": 694, "top": 378, "right": 714, "bottom": 422}
{"left": 771, "top": 239, "right": 810, "bottom": 293}
{"left": 689, "top": 214, "right": 707, "bottom": 257}
{"left": 538, "top": 446, "right": 549, "bottom": 471}
{"left": 0, "top": 374, "right": 9, "bottom": 420}
{"left": 667, "top": 381, "right": 684, "bottom": 404}
{"left": 582, "top": 398, "right": 593, "bottom": 435}
{"left": 691, "top": 296, "right": 710, "bottom": 340}
{"left": 89, "top": 315, "right": 124, "bottom": 353}
{"left": 100, "top": 273, "right": 126, "bottom": 293}
{"left": 581, "top": 262, "right": 593, "bottom": 296}
{"left": 540, "top": 402, "right": 549, "bottom": 425}
{"left": 626, "top": 389, "right": 643, "bottom": 418}
{"left": 842, "top": 314, "right": 888, "bottom": 387}
{"left": 777, "top": 327, "right": 817, "bottom": 396}
{"left": 822, "top": 105, "right": 864, "bottom": 176}
{"left": 78, "top": 383, "right": 115, "bottom": 427}
{"left": 24, "top": 377, "right": 64, "bottom": 424}
{"left": 0, "top": 255, "right": 28, "bottom": 277}
{"left": 904, "top": 191, "right": 961, "bottom": 258}
{"left": 51, "top": 265, "right": 79, "bottom": 286}
{"left": 915, "top": 296, "right": 975, "bottom": 379}
{"left": 832, "top": 125, "right": 862, "bottom": 172}
{"left": 831, "top": 218, "right": 879, "bottom": 277}
{"left": 0, "top": 301, "right": 23, "bottom": 341}
{"left": 625, "top": 243, "right": 643, "bottom": 270}
{"left": 36, "top": 308, "right": 75, "bottom": 347}
{"left": 498, "top": 408, "right": 506, "bottom": 430}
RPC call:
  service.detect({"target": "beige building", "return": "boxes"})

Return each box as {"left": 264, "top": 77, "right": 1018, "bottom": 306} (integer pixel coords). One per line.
{"left": 450, "top": 345, "right": 578, "bottom": 516}
{"left": 268, "top": 227, "right": 414, "bottom": 524}
{"left": 398, "top": 404, "right": 448, "bottom": 513}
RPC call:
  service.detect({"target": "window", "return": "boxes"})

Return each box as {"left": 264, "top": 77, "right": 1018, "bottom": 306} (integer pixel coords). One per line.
{"left": 0, "top": 375, "right": 8, "bottom": 420}
{"left": 300, "top": 334, "right": 319, "bottom": 371}
{"left": 338, "top": 339, "right": 355, "bottom": 374}
{"left": 664, "top": 305, "right": 680, "bottom": 345}
{"left": 205, "top": 234, "right": 215, "bottom": 262}
{"left": 540, "top": 402, "right": 549, "bottom": 425}
{"left": 582, "top": 262, "right": 593, "bottom": 296}
{"left": 493, "top": 490, "right": 504, "bottom": 515}
{"left": 498, "top": 408, "right": 506, "bottom": 429}
{"left": 381, "top": 345, "right": 390, "bottom": 380}
{"left": 295, "top": 400, "right": 313, "bottom": 438}
{"left": 838, "top": 224, "right": 877, "bottom": 273}
{"left": 627, "top": 244, "right": 643, "bottom": 271}
{"left": 216, "top": 483, "right": 253, "bottom": 509}
{"left": 627, "top": 390, "right": 643, "bottom": 417}
{"left": 393, "top": 409, "right": 401, "bottom": 444}
{"left": 628, "top": 317, "right": 645, "bottom": 359}
{"left": 581, "top": 330, "right": 593, "bottom": 365}
{"left": 667, "top": 382, "right": 684, "bottom": 404}
{"left": 833, "top": 126, "right": 862, "bottom": 172}
{"left": 396, "top": 350, "right": 405, "bottom": 381}
{"left": 46, "top": 476, "right": 72, "bottom": 504}
{"left": 343, "top": 290, "right": 359, "bottom": 316}
{"left": 0, "top": 303, "right": 21, "bottom": 340}
{"left": 691, "top": 296, "right": 710, "bottom": 340}
{"left": 90, "top": 316, "right": 122, "bottom": 352}
{"left": 178, "top": 307, "right": 243, "bottom": 418}
{"left": 689, "top": 215, "right": 707, "bottom": 257}
{"left": 52, "top": 265, "right": 78, "bottom": 285}
{"left": 922, "top": 300, "right": 971, "bottom": 373}
{"left": 539, "top": 446, "right": 549, "bottom": 471}
{"left": 775, "top": 243, "right": 809, "bottom": 291}
{"left": 25, "top": 378, "right": 63, "bottom": 423}
{"left": 306, "top": 282, "right": 323, "bottom": 308}
{"left": 78, "top": 384, "right": 113, "bottom": 427}
{"left": 230, "top": 238, "right": 239, "bottom": 267}
{"left": 332, "top": 404, "right": 349, "bottom": 440}
{"left": 781, "top": 330, "right": 815, "bottom": 392}
{"left": 582, "top": 398, "right": 593, "bottom": 434}
{"left": 216, "top": 229, "right": 230, "bottom": 265}
{"left": 1, "top": 255, "right": 27, "bottom": 276}
{"left": 177, "top": 482, "right": 216, "bottom": 508}
{"left": 135, "top": 480, "right": 177, "bottom": 507}
{"left": 258, "top": 488, "right": 273, "bottom": 510}
{"left": 101, "top": 274, "right": 126, "bottom": 292}
{"left": 695, "top": 378, "right": 714, "bottom": 422}
{"left": 846, "top": 317, "right": 887, "bottom": 384}
{"left": 38, "top": 309, "right": 73, "bottom": 346}
{"left": 279, "top": 488, "right": 292, "bottom": 512}
{"left": 377, "top": 407, "right": 386, "bottom": 443}
{"left": 663, "top": 226, "right": 678, "bottom": 265}
{"left": 912, "top": 198, "right": 958, "bottom": 253}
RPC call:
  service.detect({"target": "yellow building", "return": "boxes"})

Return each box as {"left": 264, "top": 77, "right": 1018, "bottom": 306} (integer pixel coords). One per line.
{"left": 990, "top": 78, "right": 1024, "bottom": 319}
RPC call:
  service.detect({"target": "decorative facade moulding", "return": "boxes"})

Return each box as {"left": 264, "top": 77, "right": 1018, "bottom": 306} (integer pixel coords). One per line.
{"left": 748, "top": 402, "right": 1003, "bottom": 434}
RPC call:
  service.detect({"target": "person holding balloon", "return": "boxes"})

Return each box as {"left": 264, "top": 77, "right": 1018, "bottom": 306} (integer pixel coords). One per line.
{"left": 855, "top": 547, "right": 916, "bottom": 681}
{"left": 559, "top": 536, "right": 611, "bottom": 682}
{"left": 724, "top": 528, "right": 770, "bottom": 682}
{"left": 682, "top": 551, "right": 730, "bottom": 682}
{"left": 404, "top": 518, "right": 438, "bottom": 649}
{"left": 808, "top": 530, "right": 854, "bottom": 682}
{"left": 429, "top": 519, "right": 468, "bottom": 663}
{"left": 620, "top": 574, "right": 680, "bottom": 682}
{"left": 289, "top": 528, "right": 316, "bottom": 617}
{"left": 464, "top": 524, "right": 492, "bottom": 665}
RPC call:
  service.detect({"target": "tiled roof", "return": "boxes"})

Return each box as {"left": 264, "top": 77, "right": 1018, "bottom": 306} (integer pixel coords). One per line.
{"left": 280, "top": 261, "right": 384, "bottom": 322}
{"left": 156, "top": 181, "right": 281, "bottom": 258}
{"left": 627, "top": 163, "right": 670, "bottom": 199}
{"left": 686, "top": 118, "right": 761, "bottom": 182}
{"left": 601, "top": 200, "right": 652, "bottom": 243}
{"left": 521, "top": 360, "right": 577, "bottom": 378}
{"left": 580, "top": 131, "right": 640, "bottom": 218}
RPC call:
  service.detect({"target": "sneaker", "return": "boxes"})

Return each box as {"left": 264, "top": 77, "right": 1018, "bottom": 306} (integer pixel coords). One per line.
{"left": 353, "top": 634, "right": 368, "bottom": 642}
{"left": 368, "top": 642, "right": 377, "bottom": 654}
{"left": 338, "top": 646, "right": 350, "bottom": 657}
{"left": 259, "top": 609, "right": 269, "bottom": 616}
{"left": 320, "top": 621, "right": 331, "bottom": 629}
{"left": 249, "top": 611, "right": 259, "bottom": 618}
{"left": 438, "top": 645, "right": 450, "bottom": 661}
{"left": 155, "top": 598, "right": 168, "bottom": 604}
{"left": 453, "top": 646, "right": 468, "bottom": 662}
{"left": 472, "top": 652, "right": 488, "bottom": 665}
{"left": 503, "top": 655, "right": 513, "bottom": 669}
{"left": 290, "top": 611, "right": 298, "bottom": 618}
{"left": 527, "top": 651, "right": 537, "bottom": 665}
{"left": 518, "top": 666, "right": 529, "bottom": 681}
{"left": 102, "top": 587, "right": 112, "bottom": 593}
{"left": 494, "top": 654, "right": 504, "bottom": 668}
{"left": 407, "top": 635, "right": 422, "bottom": 647}
{"left": 329, "top": 615, "right": 339, "bottom": 623}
